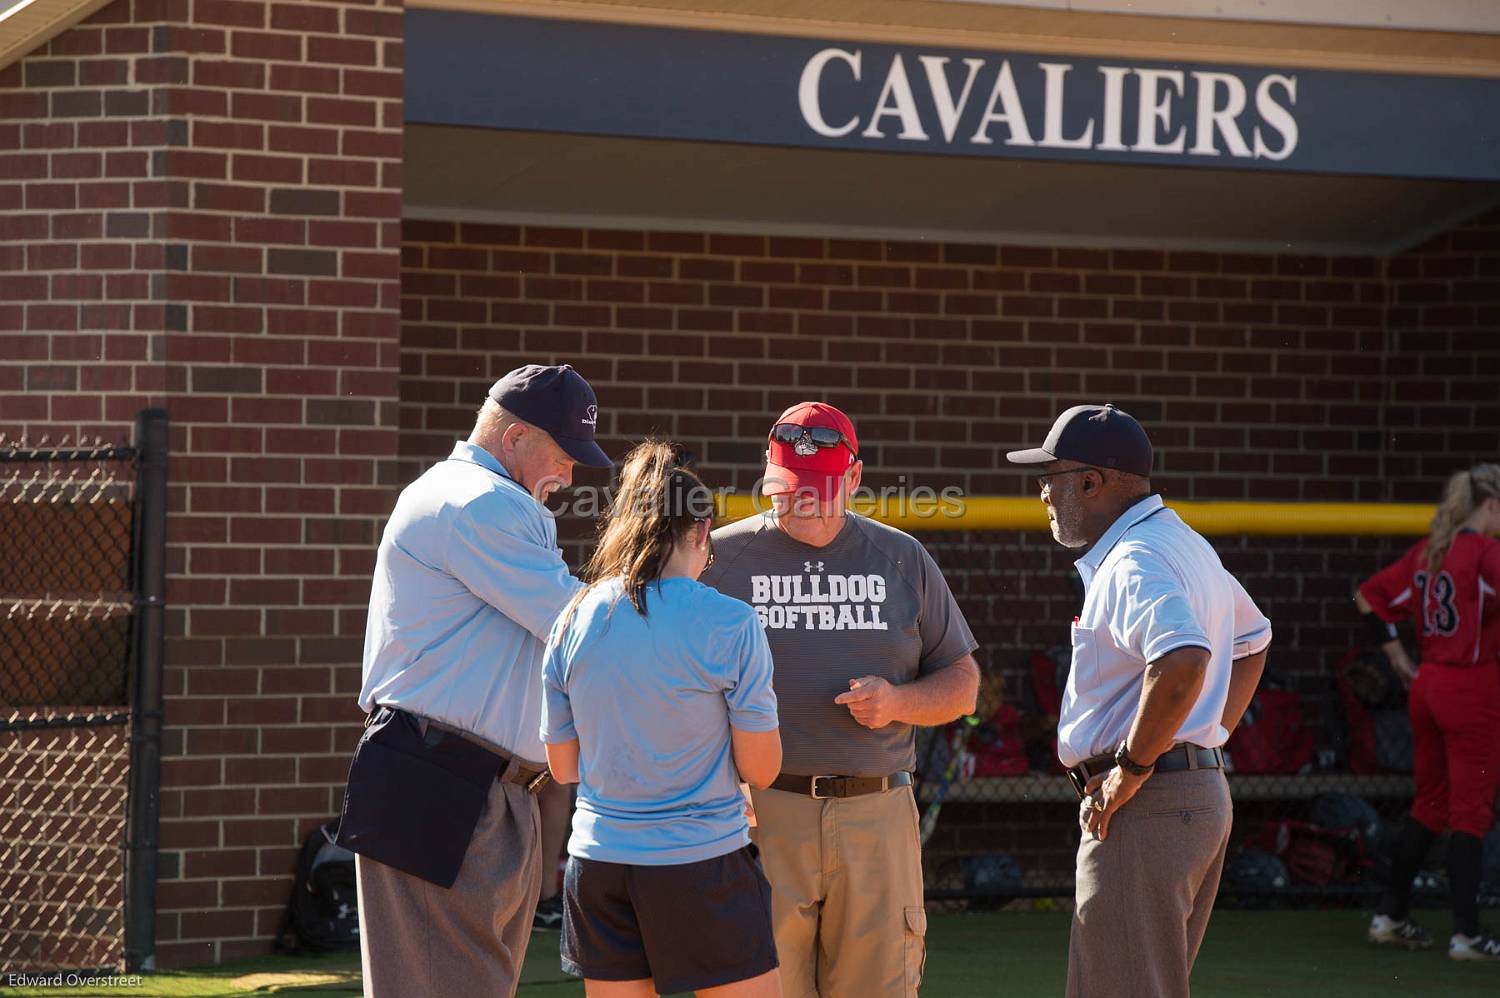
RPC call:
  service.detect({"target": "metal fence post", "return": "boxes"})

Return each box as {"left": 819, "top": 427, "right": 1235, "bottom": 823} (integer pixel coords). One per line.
{"left": 124, "top": 409, "right": 168, "bottom": 973}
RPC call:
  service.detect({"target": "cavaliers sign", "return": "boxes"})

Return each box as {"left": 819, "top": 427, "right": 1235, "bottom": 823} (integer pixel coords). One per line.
{"left": 408, "top": 10, "right": 1500, "bottom": 181}
{"left": 797, "top": 49, "right": 1298, "bottom": 161}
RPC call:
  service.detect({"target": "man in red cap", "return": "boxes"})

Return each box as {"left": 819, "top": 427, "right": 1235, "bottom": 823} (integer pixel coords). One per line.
{"left": 700, "top": 401, "right": 981, "bottom": 997}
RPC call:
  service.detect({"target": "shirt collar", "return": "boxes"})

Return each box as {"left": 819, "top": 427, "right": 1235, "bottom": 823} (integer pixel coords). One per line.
{"left": 1075, "top": 494, "right": 1165, "bottom": 575}
{"left": 448, "top": 440, "right": 515, "bottom": 483}
{"left": 766, "top": 510, "right": 857, "bottom": 552}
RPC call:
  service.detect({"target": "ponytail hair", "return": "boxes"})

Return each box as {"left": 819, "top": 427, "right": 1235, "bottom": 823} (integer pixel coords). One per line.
{"left": 560, "top": 439, "right": 714, "bottom": 630}
{"left": 1426, "top": 463, "right": 1500, "bottom": 576}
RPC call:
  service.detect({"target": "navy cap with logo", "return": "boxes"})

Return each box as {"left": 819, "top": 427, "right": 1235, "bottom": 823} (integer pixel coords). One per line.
{"left": 1005, "top": 403, "right": 1153, "bottom": 477}
{"left": 488, "top": 364, "right": 612, "bottom": 468}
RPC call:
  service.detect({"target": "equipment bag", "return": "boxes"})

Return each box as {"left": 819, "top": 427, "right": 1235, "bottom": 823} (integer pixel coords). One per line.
{"left": 1226, "top": 687, "right": 1314, "bottom": 774}
{"left": 1246, "top": 818, "right": 1370, "bottom": 887}
{"left": 276, "top": 819, "right": 360, "bottom": 955}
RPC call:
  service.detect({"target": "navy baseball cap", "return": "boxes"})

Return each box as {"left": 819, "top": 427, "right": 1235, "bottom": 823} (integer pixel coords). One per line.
{"left": 488, "top": 364, "right": 611, "bottom": 468}
{"left": 1006, "top": 403, "right": 1153, "bottom": 477}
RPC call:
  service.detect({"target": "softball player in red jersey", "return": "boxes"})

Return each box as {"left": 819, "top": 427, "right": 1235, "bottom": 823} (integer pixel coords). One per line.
{"left": 1357, "top": 464, "right": 1500, "bottom": 962}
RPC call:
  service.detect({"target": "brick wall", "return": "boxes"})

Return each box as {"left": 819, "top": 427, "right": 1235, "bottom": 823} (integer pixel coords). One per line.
{"left": 1385, "top": 208, "right": 1500, "bottom": 493}
{"left": 0, "top": 0, "right": 403, "bottom": 967}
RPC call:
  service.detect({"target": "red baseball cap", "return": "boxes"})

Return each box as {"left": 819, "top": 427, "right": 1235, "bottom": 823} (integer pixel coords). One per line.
{"left": 762, "top": 401, "right": 860, "bottom": 502}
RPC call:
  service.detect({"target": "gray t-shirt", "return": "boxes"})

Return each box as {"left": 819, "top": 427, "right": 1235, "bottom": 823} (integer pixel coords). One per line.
{"left": 701, "top": 511, "right": 978, "bottom": 777}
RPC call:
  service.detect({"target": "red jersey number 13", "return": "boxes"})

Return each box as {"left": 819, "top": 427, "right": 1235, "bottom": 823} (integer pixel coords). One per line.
{"left": 1414, "top": 570, "right": 1460, "bottom": 637}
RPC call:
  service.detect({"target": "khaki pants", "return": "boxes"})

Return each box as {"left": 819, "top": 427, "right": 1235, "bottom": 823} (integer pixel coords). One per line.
{"left": 751, "top": 784, "right": 926, "bottom": 998}
{"left": 1067, "top": 767, "right": 1232, "bottom": 998}
{"left": 356, "top": 777, "right": 543, "bottom": 998}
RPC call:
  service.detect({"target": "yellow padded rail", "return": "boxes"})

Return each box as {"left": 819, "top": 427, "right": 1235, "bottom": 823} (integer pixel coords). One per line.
{"left": 717, "top": 495, "right": 1438, "bottom": 536}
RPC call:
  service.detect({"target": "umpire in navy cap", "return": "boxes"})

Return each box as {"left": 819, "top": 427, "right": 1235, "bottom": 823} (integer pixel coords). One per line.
{"left": 1009, "top": 404, "right": 1273, "bottom": 998}
{"left": 339, "top": 364, "right": 609, "bottom": 998}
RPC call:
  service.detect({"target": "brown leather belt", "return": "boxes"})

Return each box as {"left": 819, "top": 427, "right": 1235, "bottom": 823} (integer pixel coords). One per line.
{"left": 1066, "top": 743, "right": 1223, "bottom": 800}
{"left": 770, "top": 771, "right": 913, "bottom": 799}
{"left": 497, "top": 756, "right": 552, "bottom": 794}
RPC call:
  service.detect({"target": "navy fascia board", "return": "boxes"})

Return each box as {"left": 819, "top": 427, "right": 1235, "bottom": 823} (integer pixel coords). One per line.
{"left": 406, "top": 9, "right": 1500, "bottom": 183}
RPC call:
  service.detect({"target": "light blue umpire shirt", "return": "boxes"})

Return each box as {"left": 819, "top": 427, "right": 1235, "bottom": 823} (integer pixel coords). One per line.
{"left": 1059, "top": 494, "right": 1272, "bottom": 769}
{"left": 359, "top": 440, "right": 582, "bottom": 764}
{"left": 541, "top": 576, "right": 779, "bottom": 866}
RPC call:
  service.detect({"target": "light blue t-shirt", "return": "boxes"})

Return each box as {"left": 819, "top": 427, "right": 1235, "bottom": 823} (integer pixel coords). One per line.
{"left": 540, "top": 576, "right": 779, "bottom": 866}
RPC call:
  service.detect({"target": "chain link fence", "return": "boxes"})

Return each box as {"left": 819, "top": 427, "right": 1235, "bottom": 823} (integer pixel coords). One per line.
{"left": 1, "top": 413, "right": 168, "bottom": 974}
{"left": 1, "top": 720, "right": 133, "bottom": 972}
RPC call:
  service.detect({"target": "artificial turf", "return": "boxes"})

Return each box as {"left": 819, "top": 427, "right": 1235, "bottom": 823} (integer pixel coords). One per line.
{"left": 3, "top": 908, "right": 1496, "bottom": 996}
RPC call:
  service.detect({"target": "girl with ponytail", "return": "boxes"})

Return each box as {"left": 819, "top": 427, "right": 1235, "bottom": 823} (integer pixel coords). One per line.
{"left": 1358, "top": 463, "right": 1500, "bottom": 962}
{"left": 540, "top": 440, "right": 783, "bottom": 997}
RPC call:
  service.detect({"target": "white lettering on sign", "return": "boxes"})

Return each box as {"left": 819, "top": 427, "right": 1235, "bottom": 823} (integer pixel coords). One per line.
{"left": 1190, "top": 71, "right": 1249, "bottom": 157}
{"left": 918, "top": 56, "right": 985, "bottom": 143}
{"left": 1253, "top": 74, "right": 1298, "bottom": 160}
{"left": 1097, "top": 65, "right": 1130, "bottom": 151}
{"left": 797, "top": 48, "right": 1299, "bottom": 161}
{"left": 1039, "top": 63, "right": 1094, "bottom": 149}
{"left": 862, "top": 55, "right": 928, "bottom": 140}
{"left": 970, "top": 59, "right": 1034, "bottom": 146}
{"left": 1133, "top": 68, "right": 1186, "bottom": 154}
{"left": 798, "top": 48, "right": 862, "bottom": 137}
{"left": 750, "top": 573, "right": 889, "bottom": 631}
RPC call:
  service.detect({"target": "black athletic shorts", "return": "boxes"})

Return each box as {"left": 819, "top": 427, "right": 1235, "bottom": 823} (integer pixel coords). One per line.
{"left": 560, "top": 844, "right": 778, "bottom": 993}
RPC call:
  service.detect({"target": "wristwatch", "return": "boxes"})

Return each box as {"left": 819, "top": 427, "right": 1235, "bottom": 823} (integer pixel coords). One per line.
{"left": 1115, "top": 742, "right": 1155, "bottom": 777}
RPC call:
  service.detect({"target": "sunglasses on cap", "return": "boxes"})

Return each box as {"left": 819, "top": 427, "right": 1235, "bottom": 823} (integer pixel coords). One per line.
{"left": 769, "top": 423, "right": 859, "bottom": 460}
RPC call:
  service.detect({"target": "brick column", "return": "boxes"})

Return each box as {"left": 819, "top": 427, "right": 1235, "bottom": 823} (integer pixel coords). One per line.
{"left": 0, "top": 0, "right": 169, "bottom": 436}
{"left": 152, "top": 0, "right": 403, "bottom": 966}
{"left": 1, "top": 0, "right": 403, "bottom": 966}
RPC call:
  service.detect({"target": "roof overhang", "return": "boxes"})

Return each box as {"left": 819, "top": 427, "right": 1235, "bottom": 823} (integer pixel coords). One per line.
{"left": 946, "top": 1, "right": 1500, "bottom": 38}
{"left": 0, "top": 0, "right": 114, "bottom": 74}
{"left": 407, "top": 10, "right": 1500, "bottom": 184}
{"left": 410, "top": 0, "right": 1500, "bottom": 78}
{"left": 402, "top": 7, "right": 1500, "bottom": 253}
{"left": 405, "top": 126, "right": 1500, "bottom": 257}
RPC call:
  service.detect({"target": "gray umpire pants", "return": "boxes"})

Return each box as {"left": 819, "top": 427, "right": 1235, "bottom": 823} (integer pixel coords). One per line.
{"left": 356, "top": 776, "right": 544, "bottom": 998}
{"left": 1067, "top": 767, "right": 1232, "bottom": 998}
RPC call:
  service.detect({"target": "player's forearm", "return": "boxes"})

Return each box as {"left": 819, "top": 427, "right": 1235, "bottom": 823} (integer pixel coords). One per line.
{"left": 1123, "top": 646, "right": 1209, "bottom": 765}
{"left": 731, "top": 726, "right": 782, "bottom": 788}
{"left": 1353, "top": 592, "right": 1416, "bottom": 678}
{"left": 1220, "top": 648, "right": 1269, "bottom": 735}
{"left": 891, "top": 655, "right": 980, "bottom": 727}
{"left": 544, "top": 739, "right": 581, "bottom": 784}
{"left": 1381, "top": 639, "right": 1417, "bottom": 680}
